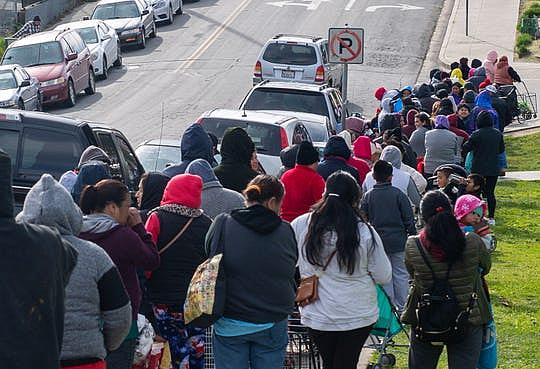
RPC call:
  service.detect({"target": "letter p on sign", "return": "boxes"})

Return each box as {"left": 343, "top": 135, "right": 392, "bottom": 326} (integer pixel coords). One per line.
{"left": 328, "top": 27, "right": 364, "bottom": 64}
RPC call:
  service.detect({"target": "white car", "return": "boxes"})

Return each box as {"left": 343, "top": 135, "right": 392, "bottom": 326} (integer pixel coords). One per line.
{"left": 197, "top": 109, "right": 312, "bottom": 175}
{"left": 143, "top": 0, "right": 182, "bottom": 24}
{"left": 55, "top": 20, "right": 121, "bottom": 79}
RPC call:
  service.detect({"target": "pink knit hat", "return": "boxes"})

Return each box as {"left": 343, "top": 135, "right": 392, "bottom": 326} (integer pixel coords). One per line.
{"left": 454, "top": 195, "right": 487, "bottom": 221}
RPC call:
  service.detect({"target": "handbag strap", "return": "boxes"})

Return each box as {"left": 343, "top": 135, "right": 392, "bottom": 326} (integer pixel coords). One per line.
{"left": 158, "top": 218, "right": 194, "bottom": 255}
{"left": 322, "top": 250, "right": 337, "bottom": 271}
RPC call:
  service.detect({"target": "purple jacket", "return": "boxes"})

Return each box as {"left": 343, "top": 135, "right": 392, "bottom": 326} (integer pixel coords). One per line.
{"left": 80, "top": 221, "right": 159, "bottom": 319}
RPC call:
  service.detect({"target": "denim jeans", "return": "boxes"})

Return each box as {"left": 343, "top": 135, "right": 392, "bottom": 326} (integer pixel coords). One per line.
{"left": 382, "top": 251, "right": 409, "bottom": 312}
{"left": 213, "top": 319, "right": 288, "bottom": 369}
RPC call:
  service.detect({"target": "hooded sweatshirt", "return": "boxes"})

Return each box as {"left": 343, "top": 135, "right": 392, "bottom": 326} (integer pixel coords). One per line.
{"left": 424, "top": 121, "right": 459, "bottom": 175}
{"left": 416, "top": 83, "right": 438, "bottom": 114}
{"left": 71, "top": 161, "right": 111, "bottom": 204}
{"left": 144, "top": 174, "right": 212, "bottom": 306}
{"left": 208, "top": 208, "right": 298, "bottom": 323}
{"left": 139, "top": 172, "right": 170, "bottom": 223}
{"left": 471, "top": 90, "right": 500, "bottom": 132}
{"left": 162, "top": 123, "right": 215, "bottom": 178}
{"left": 447, "top": 114, "right": 470, "bottom": 159}
{"left": 317, "top": 136, "right": 359, "bottom": 181}
{"left": 186, "top": 159, "right": 245, "bottom": 219}
{"left": 362, "top": 146, "right": 422, "bottom": 207}
{"left": 483, "top": 50, "right": 498, "bottom": 82}
{"left": 281, "top": 163, "right": 325, "bottom": 223}
{"left": 59, "top": 146, "right": 111, "bottom": 193}
{"left": 214, "top": 127, "right": 258, "bottom": 193}
{"left": 278, "top": 144, "right": 300, "bottom": 178}
{"left": 80, "top": 213, "right": 160, "bottom": 319}
{"left": 468, "top": 66, "right": 487, "bottom": 91}
{"left": 0, "top": 150, "right": 77, "bottom": 369}
{"left": 401, "top": 109, "right": 417, "bottom": 139}
{"left": 17, "top": 174, "right": 131, "bottom": 363}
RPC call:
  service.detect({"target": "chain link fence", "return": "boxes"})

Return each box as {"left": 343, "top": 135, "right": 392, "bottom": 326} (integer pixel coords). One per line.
{"left": 0, "top": 0, "right": 19, "bottom": 36}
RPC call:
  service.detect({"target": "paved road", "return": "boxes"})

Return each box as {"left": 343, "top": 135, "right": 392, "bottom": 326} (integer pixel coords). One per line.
{"left": 48, "top": 0, "right": 443, "bottom": 145}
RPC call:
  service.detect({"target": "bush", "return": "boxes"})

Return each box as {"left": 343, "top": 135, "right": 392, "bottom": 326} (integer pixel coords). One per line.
{"left": 517, "top": 44, "right": 531, "bottom": 57}
{"left": 523, "top": 2, "right": 540, "bottom": 18}
{"left": 517, "top": 33, "right": 534, "bottom": 47}
{"left": 0, "top": 37, "right": 4, "bottom": 57}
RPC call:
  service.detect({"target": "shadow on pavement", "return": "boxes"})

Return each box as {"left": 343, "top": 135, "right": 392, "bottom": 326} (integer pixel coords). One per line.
{"left": 183, "top": 0, "right": 220, "bottom": 9}
{"left": 121, "top": 35, "right": 164, "bottom": 57}
{"left": 155, "top": 13, "right": 192, "bottom": 33}
{"left": 44, "top": 91, "right": 104, "bottom": 114}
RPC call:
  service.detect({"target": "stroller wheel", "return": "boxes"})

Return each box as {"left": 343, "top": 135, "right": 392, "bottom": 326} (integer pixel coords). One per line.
{"left": 380, "top": 353, "right": 396, "bottom": 366}
{"left": 373, "top": 364, "right": 383, "bottom": 369}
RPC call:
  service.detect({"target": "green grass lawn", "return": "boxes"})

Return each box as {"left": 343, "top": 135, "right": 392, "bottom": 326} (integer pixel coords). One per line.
{"left": 371, "top": 180, "right": 540, "bottom": 368}
{"left": 505, "top": 132, "right": 540, "bottom": 171}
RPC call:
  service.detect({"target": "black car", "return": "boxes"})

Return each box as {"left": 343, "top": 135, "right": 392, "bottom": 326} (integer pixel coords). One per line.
{"left": 0, "top": 109, "right": 145, "bottom": 213}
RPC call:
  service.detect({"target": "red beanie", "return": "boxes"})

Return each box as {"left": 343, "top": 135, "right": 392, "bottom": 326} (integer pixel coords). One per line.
{"left": 479, "top": 81, "right": 488, "bottom": 90}
{"left": 374, "top": 87, "right": 387, "bottom": 101}
{"left": 161, "top": 174, "right": 202, "bottom": 209}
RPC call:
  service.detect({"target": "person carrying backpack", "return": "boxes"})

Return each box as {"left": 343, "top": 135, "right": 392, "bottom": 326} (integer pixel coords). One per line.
{"left": 401, "top": 191, "right": 491, "bottom": 369}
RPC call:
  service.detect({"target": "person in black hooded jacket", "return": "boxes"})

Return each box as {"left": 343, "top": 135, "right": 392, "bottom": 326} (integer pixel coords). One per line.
{"left": 163, "top": 123, "right": 216, "bottom": 178}
{"left": 0, "top": 149, "right": 78, "bottom": 369}
{"left": 136, "top": 172, "right": 171, "bottom": 223}
{"left": 278, "top": 144, "right": 300, "bottom": 178}
{"left": 214, "top": 127, "right": 258, "bottom": 193}
{"left": 318, "top": 136, "right": 359, "bottom": 182}
{"left": 210, "top": 175, "right": 297, "bottom": 369}
{"left": 415, "top": 83, "right": 437, "bottom": 114}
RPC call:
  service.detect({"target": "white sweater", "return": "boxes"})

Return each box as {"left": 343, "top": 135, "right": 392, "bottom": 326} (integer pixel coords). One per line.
{"left": 291, "top": 213, "right": 392, "bottom": 331}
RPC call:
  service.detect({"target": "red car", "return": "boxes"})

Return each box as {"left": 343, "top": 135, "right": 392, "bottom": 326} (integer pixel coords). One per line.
{"left": 1, "top": 30, "right": 96, "bottom": 107}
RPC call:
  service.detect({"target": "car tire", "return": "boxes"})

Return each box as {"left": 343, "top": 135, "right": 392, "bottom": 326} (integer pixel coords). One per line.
{"left": 150, "top": 22, "right": 157, "bottom": 38}
{"left": 17, "top": 99, "right": 25, "bottom": 110}
{"left": 35, "top": 93, "right": 42, "bottom": 111}
{"left": 65, "top": 79, "right": 76, "bottom": 107}
{"left": 113, "top": 45, "right": 123, "bottom": 66}
{"left": 138, "top": 30, "right": 146, "bottom": 49}
{"left": 85, "top": 69, "right": 96, "bottom": 95}
{"left": 176, "top": 0, "right": 183, "bottom": 14}
{"left": 102, "top": 56, "right": 108, "bottom": 79}
{"left": 166, "top": 5, "right": 173, "bottom": 24}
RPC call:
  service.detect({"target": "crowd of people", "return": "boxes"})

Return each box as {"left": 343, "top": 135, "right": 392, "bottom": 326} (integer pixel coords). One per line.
{"left": 0, "top": 49, "right": 513, "bottom": 369}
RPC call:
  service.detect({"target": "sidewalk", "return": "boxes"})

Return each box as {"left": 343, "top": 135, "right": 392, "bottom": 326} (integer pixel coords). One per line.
{"left": 439, "top": 0, "right": 540, "bottom": 127}
{"left": 502, "top": 171, "right": 540, "bottom": 181}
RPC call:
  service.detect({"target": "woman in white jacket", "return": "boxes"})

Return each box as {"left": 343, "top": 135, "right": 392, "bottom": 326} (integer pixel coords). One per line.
{"left": 291, "top": 171, "right": 392, "bottom": 369}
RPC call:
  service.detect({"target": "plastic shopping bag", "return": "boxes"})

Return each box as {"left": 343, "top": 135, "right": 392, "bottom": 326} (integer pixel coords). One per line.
{"left": 134, "top": 314, "right": 156, "bottom": 366}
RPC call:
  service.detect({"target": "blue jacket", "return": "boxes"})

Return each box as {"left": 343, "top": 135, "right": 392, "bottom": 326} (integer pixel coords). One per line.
{"left": 470, "top": 91, "right": 500, "bottom": 132}
{"left": 317, "top": 136, "right": 359, "bottom": 181}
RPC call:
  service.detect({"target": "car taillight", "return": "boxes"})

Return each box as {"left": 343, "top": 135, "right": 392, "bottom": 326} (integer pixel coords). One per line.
{"left": 254, "top": 60, "right": 262, "bottom": 78}
{"left": 280, "top": 127, "right": 289, "bottom": 149}
{"left": 315, "top": 65, "right": 325, "bottom": 83}
{"left": 195, "top": 117, "right": 203, "bottom": 124}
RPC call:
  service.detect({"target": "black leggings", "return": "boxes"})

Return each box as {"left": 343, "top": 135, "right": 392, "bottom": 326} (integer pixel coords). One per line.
{"left": 483, "top": 175, "right": 498, "bottom": 218}
{"left": 309, "top": 325, "right": 373, "bottom": 369}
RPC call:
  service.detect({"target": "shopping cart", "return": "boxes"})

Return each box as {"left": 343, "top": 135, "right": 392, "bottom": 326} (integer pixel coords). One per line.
{"left": 203, "top": 316, "right": 323, "bottom": 369}
{"left": 497, "top": 82, "right": 538, "bottom": 124}
{"left": 365, "top": 286, "right": 410, "bottom": 369}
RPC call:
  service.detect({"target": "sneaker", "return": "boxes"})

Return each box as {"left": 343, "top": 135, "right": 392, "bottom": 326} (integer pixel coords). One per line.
{"left": 487, "top": 218, "right": 496, "bottom": 226}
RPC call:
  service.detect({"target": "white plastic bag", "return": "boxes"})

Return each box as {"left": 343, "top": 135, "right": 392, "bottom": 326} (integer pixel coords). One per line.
{"left": 133, "top": 314, "right": 155, "bottom": 365}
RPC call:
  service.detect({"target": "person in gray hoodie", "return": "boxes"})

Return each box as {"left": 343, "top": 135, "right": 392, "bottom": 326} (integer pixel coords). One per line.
{"left": 186, "top": 159, "right": 245, "bottom": 219}
{"left": 59, "top": 146, "right": 112, "bottom": 193}
{"left": 17, "top": 174, "right": 132, "bottom": 368}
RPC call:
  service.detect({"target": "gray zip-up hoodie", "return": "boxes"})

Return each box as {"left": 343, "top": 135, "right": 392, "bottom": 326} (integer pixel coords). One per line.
{"left": 17, "top": 174, "right": 132, "bottom": 362}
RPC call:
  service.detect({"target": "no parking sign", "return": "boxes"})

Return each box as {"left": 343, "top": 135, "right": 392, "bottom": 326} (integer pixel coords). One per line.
{"left": 328, "top": 27, "right": 364, "bottom": 64}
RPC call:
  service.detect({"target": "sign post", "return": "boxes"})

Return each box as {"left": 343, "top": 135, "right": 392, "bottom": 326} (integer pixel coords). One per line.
{"left": 328, "top": 26, "right": 364, "bottom": 130}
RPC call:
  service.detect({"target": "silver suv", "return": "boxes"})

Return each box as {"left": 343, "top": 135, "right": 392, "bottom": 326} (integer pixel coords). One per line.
{"left": 239, "top": 81, "right": 346, "bottom": 133}
{"left": 253, "top": 34, "right": 343, "bottom": 89}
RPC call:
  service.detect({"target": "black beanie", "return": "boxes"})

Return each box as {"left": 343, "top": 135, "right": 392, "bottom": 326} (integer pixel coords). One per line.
{"left": 477, "top": 111, "right": 493, "bottom": 128}
{"left": 296, "top": 141, "right": 319, "bottom": 165}
{"left": 471, "top": 59, "right": 482, "bottom": 68}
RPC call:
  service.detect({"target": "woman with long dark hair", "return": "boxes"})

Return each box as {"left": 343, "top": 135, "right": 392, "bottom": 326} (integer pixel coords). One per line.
{"left": 291, "top": 171, "right": 391, "bottom": 369}
{"left": 402, "top": 191, "right": 491, "bottom": 369}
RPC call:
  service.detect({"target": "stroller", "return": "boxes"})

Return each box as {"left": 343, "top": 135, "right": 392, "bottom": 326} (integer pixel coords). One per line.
{"left": 497, "top": 82, "right": 538, "bottom": 124}
{"left": 365, "top": 285, "right": 410, "bottom": 369}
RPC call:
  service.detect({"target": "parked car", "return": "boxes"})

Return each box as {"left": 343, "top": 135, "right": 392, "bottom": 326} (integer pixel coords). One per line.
{"left": 253, "top": 34, "right": 343, "bottom": 88}
{"left": 0, "top": 109, "right": 145, "bottom": 213}
{"left": 239, "top": 81, "right": 346, "bottom": 132}
{"left": 1, "top": 30, "right": 96, "bottom": 107}
{"left": 135, "top": 138, "right": 181, "bottom": 171}
{"left": 91, "top": 0, "right": 156, "bottom": 49}
{"left": 197, "top": 109, "right": 312, "bottom": 175}
{"left": 55, "top": 20, "right": 122, "bottom": 79}
{"left": 144, "top": 0, "right": 183, "bottom": 24}
{"left": 255, "top": 110, "right": 335, "bottom": 142}
{"left": 0, "top": 64, "right": 42, "bottom": 111}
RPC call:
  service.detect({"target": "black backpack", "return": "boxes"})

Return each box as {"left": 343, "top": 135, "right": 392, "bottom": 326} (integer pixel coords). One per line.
{"left": 413, "top": 239, "right": 478, "bottom": 343}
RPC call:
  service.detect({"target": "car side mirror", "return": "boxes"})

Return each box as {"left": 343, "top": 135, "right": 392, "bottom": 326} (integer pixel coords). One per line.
{"left": 101, "top": 34, "right": 112, "bottom": 41}
{"left": 66, "top": 52, "right": 78, "bottom": 62}
{"left": 141, "top": 9, "right": 149, "bottom": 15}
{"left": 19, "top": 80, "right": 31, "bottom": 87}
{"left": 82, "top": 16, "right": 90, "bottom": 20}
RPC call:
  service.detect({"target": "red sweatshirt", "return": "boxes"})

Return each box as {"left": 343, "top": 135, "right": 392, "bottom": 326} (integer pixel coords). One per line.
{"left": 280, "top": 165, "right": 325, "bottom": 222}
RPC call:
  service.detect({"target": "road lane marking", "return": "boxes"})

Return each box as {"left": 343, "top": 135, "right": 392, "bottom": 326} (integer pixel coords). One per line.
{"left": 365, "top": 3, "right": 424, "bottom": 12}
{"left": 174, "top": 0, "right": 253, "bottom": 73}
{"left": 267, "top": 0, "right": 330, "bottom": 10}
{"left": 344, "top": 0, "right": 356, "bottom": 11}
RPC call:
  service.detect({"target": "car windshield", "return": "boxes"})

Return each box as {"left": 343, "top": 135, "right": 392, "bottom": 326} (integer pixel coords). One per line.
{"left": 77, "top": 27, "right": 99, "bottom": 44}
{"left": 200, "top": 118, "right": 282, "bottom": 156}
{"left": 262, "top": 43, "right": 318, "bottom": 65}
{"left": 93, "top": 2, "right": 140, "bottom": 19}
{"left": 0, "top": 71, "right": 17, "bottom": 90}
{"left": 300, "top": 120, "right": 328, "bottom": 142}
{"left": 243, "top": 88, "right": 329, "bottom": 117}
{"left": 2, "top": 42, "right": 64, "bottom": 67}
{"left": 135, "top": 145, "right": 181, "bottom": 172}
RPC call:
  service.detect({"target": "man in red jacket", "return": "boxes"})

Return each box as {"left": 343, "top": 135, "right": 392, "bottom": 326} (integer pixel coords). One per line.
{"left": 280, "top": 141, "right": 325, "bottom": 222}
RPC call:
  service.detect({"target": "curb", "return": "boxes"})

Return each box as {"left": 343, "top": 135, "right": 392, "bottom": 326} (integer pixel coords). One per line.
{"left": 437, "top": 0, "right": 459, "bottom": 68}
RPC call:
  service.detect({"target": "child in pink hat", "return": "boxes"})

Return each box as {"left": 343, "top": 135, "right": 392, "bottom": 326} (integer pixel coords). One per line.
{"left": 454, "top": 194, "right": 496, "bottom": 252}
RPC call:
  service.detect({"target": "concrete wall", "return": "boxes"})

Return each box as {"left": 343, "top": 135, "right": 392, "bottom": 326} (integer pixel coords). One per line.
{"left": 23, "top": 0, "right": 83, "bottom": 27}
